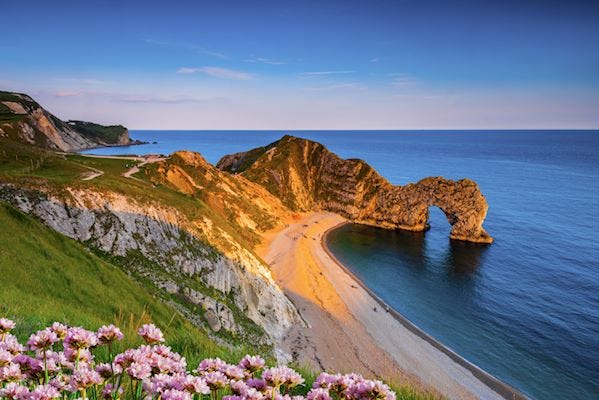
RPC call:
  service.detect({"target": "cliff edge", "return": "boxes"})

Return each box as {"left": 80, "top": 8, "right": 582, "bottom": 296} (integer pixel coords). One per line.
{"left": 0, "top": 91, "right": 133, "bottom": 151}
{"left": 217, "top": 135, "right": 493, "bottom": 244}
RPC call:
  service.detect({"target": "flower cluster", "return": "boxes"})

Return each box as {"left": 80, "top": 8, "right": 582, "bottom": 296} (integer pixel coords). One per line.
{"left": 0, "top": 319, "right": 396, "bottom": 400}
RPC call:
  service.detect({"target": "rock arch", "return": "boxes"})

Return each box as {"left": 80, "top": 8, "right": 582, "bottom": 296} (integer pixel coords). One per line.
{"left": 360, "top": 177, "right": 493, "bottom": 244}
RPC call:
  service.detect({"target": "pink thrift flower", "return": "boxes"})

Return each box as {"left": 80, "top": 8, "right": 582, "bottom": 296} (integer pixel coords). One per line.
{"left": 180, "top": 375, "right": 210, "bottom": 394}
{"left": 0, "top": 318, "right": 16, "bottom": 334}
{"left": 0, "top": 335, "right": 24, "bottom": 355}
{"left": 97, "top": 324, "right": 124, "bottom": 345}
{"left": 204, "top": 371, "right": 228, "bottom": 390}
{"left": 0, "top": 382, "right": 29, "bottom": 399}
{"left": 30, "top": 384, "right": 60, "bottom": 400}
{"left": 102, "top": 384, "right": 124, "bottom": 400}
{"left": 0, "top": 363, "right": 23, "bottom": 382}
{"left": 27, "top": 329, "right": 59, "bottom": 351}
{"left": 48, "top": 323, "right": 68, "bottom": 340}
{"left": 96, "top": 362, "right": 122, "bottom": 379}
{"left": 197, "top": 357, "right": 227, "bottom": 374}
{"left": 126, "top": 361, "right": 152, "bottom": 380}
{"left": 64, "top": 327, "right": 97, "bottom": 350}
{"left": 0, "top": 348, "right": 13, "bottom": 366}
{"left": 262, "top": 366, "right": 304, "bottom": 388}
{"left": 239, "top": 355, "right": 265, "bottom": 374}
{"left": 162, "top": 388, "right": 192, "bottom": 400}
{"left": 137, "top": 324, "right": 164, "bottom": 344}
{"left": 307, "top": 388, "right": 332, "bottom": 400}
{"left": 68, "top": 367, "right": 103, "bottom": 391}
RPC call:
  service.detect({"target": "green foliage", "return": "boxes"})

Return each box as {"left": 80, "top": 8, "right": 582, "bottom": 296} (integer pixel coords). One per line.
{"left": 67, "top": 120, "right": 128, "bottom": 144}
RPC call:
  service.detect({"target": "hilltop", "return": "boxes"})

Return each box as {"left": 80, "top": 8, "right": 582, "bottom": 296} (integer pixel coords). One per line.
{"left": 0, "top": 91, "right": 137, "bottom": 151}
{"left": 218, "top": 135, "right": 492, "bottom": 243}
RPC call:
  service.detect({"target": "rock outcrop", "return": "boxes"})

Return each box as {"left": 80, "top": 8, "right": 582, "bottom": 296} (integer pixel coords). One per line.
{"left": 0, "top": 91, "right": 133, "bottom": 151}
{"left": 217, "top": 135, "right": 493, "bottom": 243}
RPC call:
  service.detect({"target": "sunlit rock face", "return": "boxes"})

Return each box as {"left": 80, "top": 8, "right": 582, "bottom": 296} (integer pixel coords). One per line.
{"left": 217, "top": 135, "right": 493, "bottom": 244}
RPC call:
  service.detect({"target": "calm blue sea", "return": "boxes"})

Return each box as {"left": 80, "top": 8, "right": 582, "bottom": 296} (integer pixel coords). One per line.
{"left": 83, "top": 130, "right": 599, "bottom": 400}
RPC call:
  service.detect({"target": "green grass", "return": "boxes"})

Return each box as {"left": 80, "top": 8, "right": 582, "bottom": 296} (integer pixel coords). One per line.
{"left": 0, "top": 202, "right": 251, "bottom": 366}
{"left": 66, "top": 120, "right": 128, "bottom": 144}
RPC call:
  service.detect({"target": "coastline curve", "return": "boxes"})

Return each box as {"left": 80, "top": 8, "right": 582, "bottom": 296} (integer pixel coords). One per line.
{"left": 321, "top": 221, "right": 527, "bottom": 400}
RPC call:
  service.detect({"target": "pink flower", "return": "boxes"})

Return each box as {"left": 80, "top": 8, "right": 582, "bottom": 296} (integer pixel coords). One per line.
{"left": 0, "top": 335, "right": 24, "bottom": 355}
{"left": 126, "top": 361, "right": 152, "bottom": 380}
{"left": 68, "top": 367, "right": 103, "bottom": 392}
{"left": 179, "top": 375, "right": 210, "bottom": 394}
{"left": 161, "top": 388, "right": 192, "bottom": 400}
{"left": 102, "top": 384, "right": 124, "bottom": 400}
{"left": 48, "top": 323, "right": 68, "bottom": 340}
{"left": 137, "top": 324, "right": 164, "bottom": 344}
{"left": 64, "top": 327, "right": 97, "bottom": 350}
{"left": 307, "top": 388, "right": 332, "bottom": 400}
{"left": 0, "top": 382, "right": 29, "bottom": 399}
{"left": 30, "top": 384, "right": 60, "bottom": 400}
{"left": 246, "top": 378, "right": 268, "bottom": 392}
{"left": 27, "top": 329, "right": 59, "bottom": 351}
{"left": 0, "top": 318, "right": 16, "bottom": 334}
{"left": 239, "top": 355, "right": 265, "bottom": 374}
{"left": 197, "top": 357, "right": 227, "bottom": 374}
{"left": 223, "top": 364, "right": 246, "bottom": 380}
{"left": 97, "top": 324, "right": 124, "bottom": 345}
{"left": 96, "top": 362, "right": 122, "bottom": 379}
{"left": 204, "top": 371, "right": 228, "bottom": 390}
{"left": 262, "top": 366, "right": 304, "bottom": 388}
{"left": 0, "top": 348, "right": 13, "bottom": 366}
{"left": 0, "top": 363, "right": 23, "bottom": 382}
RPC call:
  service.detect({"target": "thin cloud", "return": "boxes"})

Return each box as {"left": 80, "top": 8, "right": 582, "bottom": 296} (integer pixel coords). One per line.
{"left": 53, "top": 78, "right": 113, "bottom": 85}
{"left": 244, "top": 55, "right": 285, "bottom": 65}
{"left": 54, "top": 91, "right": 81, "bottom": 97}
{"left": 303, "top": 82, "right": 361, "bottom": 91}
{"left": 299, "top": 70, "right": 355, "bottom": 76}
{"left": 177, "top": 66, "right": 256, "bottom": 80}
{"left": 144, "top": 38, "right": 228, "bottom": 59}
{"left": 370, "top": 58, "right": 379, "bottom": 63}
{"left": 114, "top": 94, "right": 216, "bottom": 104}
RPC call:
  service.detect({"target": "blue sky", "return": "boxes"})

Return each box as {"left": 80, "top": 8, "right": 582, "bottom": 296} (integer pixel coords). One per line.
{"left": 1, "top": 0, "right": 598, "bottom": 129}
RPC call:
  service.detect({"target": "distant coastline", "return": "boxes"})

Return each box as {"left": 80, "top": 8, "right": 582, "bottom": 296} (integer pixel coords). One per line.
{"left": 321, "top": 222, "right": 528, "bottom": 400}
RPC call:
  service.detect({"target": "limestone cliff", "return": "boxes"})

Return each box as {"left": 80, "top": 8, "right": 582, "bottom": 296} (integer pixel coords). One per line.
{"left": 0, "top": 91, "right": 133, "bottom": 151}
{"left": 217, "top": 135, "right": 493, "bottom": 243}
{"left": 0, "top": 183, "right": 301, "bottom": 354}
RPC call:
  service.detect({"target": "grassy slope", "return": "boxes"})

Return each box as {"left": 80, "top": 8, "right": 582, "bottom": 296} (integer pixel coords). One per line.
{"left": 66, "top": 120, "right": 128, "bottom": 144}
{"left": 0, "top": 201, "right": 251, "bottom": 365}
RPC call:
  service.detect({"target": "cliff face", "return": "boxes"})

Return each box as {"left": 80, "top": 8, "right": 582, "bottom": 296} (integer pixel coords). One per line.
{"left": 0, "top": 184, "right": 301, "bottom": 350}
{"left": 0, "top": 91, "right": 131, "bottom": 151}
{"left": 217, "top": 135, "right": 493, "bottom": 243}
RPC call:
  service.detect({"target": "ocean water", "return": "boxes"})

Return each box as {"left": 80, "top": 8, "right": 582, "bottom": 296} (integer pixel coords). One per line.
{"left": 83, "top": 130, "right": 599, "bottom": 400}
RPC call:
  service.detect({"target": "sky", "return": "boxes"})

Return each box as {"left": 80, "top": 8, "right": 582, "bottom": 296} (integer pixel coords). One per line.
{"left": 1, "top": 0, "right": 598, "bottom": 129}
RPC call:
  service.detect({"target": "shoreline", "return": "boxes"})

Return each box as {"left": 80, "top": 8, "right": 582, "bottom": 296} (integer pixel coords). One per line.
{"left": 320, "top": 221, "right": 528, "bottom": 400}
{"left": 259, "top": 212, "right": 528, "bottom": 400}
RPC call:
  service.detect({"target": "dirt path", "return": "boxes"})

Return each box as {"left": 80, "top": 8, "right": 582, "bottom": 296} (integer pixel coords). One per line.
{"left": 74, "top": 154, "right": 166, "bottom": 181}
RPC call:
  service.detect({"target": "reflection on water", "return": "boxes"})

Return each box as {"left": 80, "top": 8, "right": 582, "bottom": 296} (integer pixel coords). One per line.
{"left": 339, "top": 223, "right": 488, "bottom": 275}
{"left": 446, "top": 240, "right": 489, "bottom": 275}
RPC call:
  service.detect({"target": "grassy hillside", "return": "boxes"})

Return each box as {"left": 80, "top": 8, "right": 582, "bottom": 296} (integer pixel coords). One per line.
{"left": 67, "top": 120, "right": 129, "bottom": 144}
{"left": 0, "top": 201, "right": 249, "bottom": 365}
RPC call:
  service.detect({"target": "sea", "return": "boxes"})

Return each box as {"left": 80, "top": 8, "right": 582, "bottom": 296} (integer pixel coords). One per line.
{"left": 82, "top": 130, "right": 599, "bottom": 400}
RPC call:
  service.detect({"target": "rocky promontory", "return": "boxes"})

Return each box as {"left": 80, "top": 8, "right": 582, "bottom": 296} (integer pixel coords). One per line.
{"left": 217, "top": 135, "right": 493, "bottom": 243}
{"left": 0, "top": 91, "right": 135, "bottom": 151}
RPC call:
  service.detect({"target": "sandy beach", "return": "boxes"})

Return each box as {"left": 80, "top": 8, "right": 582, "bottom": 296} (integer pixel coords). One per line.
{"left": 257, "top": 212, "right": 524, "bottom": 400}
